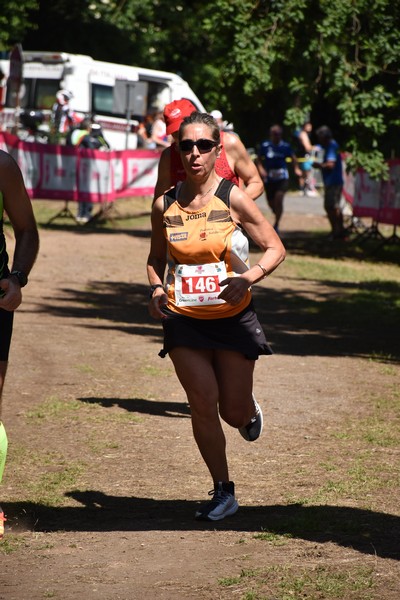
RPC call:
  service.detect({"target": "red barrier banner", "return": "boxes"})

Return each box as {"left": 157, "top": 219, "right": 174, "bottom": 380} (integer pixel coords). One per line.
{"left": 0, "top": 132, "right": 161, "bottom": 202}
{"left": 353, "top": 170, "right": 381, "bottom": 220}
{"left": 341, "top": 153, "right": 355, "bottom": 205}
{"left": 353, "top": 160, "right": 400, "bottom": 225}
{"left": 379, "top": 159, "right": 400, "bottom": 225}
{"left": 3, "top": 134, "right": 399, "bottom": 225}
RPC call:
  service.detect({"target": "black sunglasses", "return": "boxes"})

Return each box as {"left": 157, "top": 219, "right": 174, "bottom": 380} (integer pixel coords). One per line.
{"left": 179, "top": 139, "right": 218, "bottom": 153}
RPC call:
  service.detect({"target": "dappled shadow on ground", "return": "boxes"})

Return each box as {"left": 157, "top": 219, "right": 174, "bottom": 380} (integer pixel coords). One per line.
{"left": 39, "top": 208, "right": 152, "bottom": 237}
{"left": 40, "top": 211, "right": 400, "bottom": 264}
{"left": 32, "top": 281, "right": 163, "bottom": 341}
{"left": 78, "top": 396, "right": 190, "bottom": 418}
{"left": 252, "top": 278, "right": 400, "bottom": 359}
{"left": 37, "top": 200, "right": 152, "bottom": 236}
{"left": 40, "top": 226, "right": 400, "bottom": 264}
{"left": 6, "top": 493, "right": 399, "bottom": 560}
{"left": 34, "top": 278, "right": 400, "bottom": 360}
{"left": 43, "top": 223, "right": 152, "bottom": 238}
{"left": 252, "top": 226, "right": 400, "bottom": 265}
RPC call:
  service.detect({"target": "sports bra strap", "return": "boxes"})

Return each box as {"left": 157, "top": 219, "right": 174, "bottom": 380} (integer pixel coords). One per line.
{"left": 214, "top": 179, "right": 234, "bottom": 207}
{"left": 163, "top": 178, "right": 235, "bottom": 213}
{"left": 163, "top": 186, "right": 178, "bottom": 212}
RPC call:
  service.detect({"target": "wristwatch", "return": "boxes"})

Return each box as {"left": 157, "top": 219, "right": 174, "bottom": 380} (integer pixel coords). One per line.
{"left": 149, "top": 284, "right": 164, "bottom": 299}
{"left": 10, "top": 270, "right": 28, "bottom": 288}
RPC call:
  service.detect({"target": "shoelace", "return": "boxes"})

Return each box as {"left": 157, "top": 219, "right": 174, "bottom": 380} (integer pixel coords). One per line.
{"left": 244, "top": 415, "right": 257, "bottom": 430}
{"left": 207, "top": 488, "right": 231, "bottom": 503}
{"left": 248, "top": 408, "right": 260, "bottom": 425}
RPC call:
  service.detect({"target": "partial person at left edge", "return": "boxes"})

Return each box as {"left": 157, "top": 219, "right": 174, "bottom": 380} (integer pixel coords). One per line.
{"left": 0, "top": 150, "right": 40, "bottom": 538}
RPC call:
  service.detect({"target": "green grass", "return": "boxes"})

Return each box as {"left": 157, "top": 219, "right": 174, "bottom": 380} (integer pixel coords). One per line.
{"left": 282, "top": 386, "right": 399, "bottom": 508}
{"left": 277, "top": 565, "right": 374, "bottom": 600}
{"left": 0, "top": 534, "right": 24, "bottom": 555}
{"left": 31, "top": 196, "right": 152, "bottom": 230}
{"left": 282, "top": 254, "right": 400, "bottom": 283}
{"left": 4, "top": 393, "right": 142, "bottom": 510}
{"left": 139, "top": 363, "right": 174, "bottom": 377}
{"left": 26, "top": 396, "right": 83, "bottom": 420}
{"left": 25, "top": 395, "right": 141, "bottom": 425}
{"left": 75, "top": 363, "right": 96, "bottom": 374}
{"left": 252, "top": 250, "right": 400, "bottom": 365}
{"left": 217, "top": 564, "right": 375, "bottom": 600}
{"left": 25, "top": 465, "right": 84, "bottom": 506}
{"left": 253, "top": 530, "right": 293, "bottom": 545}
{"left": 273, "top": 277, "right": 399, "bottom": 331}
{"left": 218, "top": 568, "right": 261, "bottom": 587}
{"left": 9, "top": 453, "right": 85, "bottom": 507}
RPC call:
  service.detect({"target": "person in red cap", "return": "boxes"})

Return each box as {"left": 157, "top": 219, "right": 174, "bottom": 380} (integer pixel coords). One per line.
{"left": 154, "top": 99, "right": 263, "bottom": 202}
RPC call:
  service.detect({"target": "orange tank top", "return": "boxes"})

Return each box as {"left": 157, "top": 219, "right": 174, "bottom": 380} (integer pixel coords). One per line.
{"left": 163, "top": 179, "right": 251, "bottom": 319}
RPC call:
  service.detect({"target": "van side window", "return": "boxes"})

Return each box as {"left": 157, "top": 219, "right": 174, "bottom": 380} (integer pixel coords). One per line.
{"left": 146, "top": 81, "right": 169, "bottom": 113}
{"left": 93, "top": 80, "right": 170, "bottom": 120}
{"left": 92, "top": 83, "right": 118, "bottom": 117}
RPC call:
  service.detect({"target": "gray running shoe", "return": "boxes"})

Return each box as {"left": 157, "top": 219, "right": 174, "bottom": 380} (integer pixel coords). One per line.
{"left": 195, "top": 481, "right": 239, "bottom": 521}
{"left": 239, "top": 395, "right": 263, "bottom": 442}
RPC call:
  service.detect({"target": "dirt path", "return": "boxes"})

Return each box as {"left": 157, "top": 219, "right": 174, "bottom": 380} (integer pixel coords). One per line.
{"left": 1, "top": 205, "right": 399, "bottom": 599}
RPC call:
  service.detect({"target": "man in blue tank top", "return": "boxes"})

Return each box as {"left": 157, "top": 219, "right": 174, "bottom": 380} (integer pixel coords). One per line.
{"left": 256, "top": 124, "right": 302, "bottom": 234}
{"left": 313, "top": 126, "right": 346, "bottom": 239}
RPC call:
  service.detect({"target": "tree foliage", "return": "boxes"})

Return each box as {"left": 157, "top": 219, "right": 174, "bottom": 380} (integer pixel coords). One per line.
{"left": 4, "top": 0, "right": 400, "bottom": 176}
{"left": 0, "top": 0, "right": 38, "bottom": 52}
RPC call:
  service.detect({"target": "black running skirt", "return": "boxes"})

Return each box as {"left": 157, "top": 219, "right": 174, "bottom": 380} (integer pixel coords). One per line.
{"left": 159, "top": 301, "right": 272, "bottom": 360}
{"left": 0, "top": 309, "right": 14, "bottom": 361}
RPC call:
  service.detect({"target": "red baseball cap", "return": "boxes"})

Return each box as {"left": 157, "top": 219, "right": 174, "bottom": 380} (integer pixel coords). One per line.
{"left": 164, "top": 99, "right": 197, "bottom": 135}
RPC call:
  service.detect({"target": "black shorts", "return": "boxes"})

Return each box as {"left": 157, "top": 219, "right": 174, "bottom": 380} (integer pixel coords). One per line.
{"left": 265, "top": 179, "right": 289, "bottom": 203}
{"left": 0, "top": 309, "right": 14, "bottom": 361}
{"left": 324, "top": 184, "right": 343, "bottom": 211}
{"left": 159, "top": 301, "right": 272, "bottom": 360}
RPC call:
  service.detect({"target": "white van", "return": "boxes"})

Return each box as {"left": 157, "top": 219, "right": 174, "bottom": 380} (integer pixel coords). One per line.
{"left": 0, "top": 51, "right": 205, "bottom": 149}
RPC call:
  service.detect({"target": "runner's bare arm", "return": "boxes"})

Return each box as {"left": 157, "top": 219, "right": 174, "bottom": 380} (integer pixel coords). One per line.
{"left": 1, "top": 152, "right": 39, "bottom": 274}
{"left": 229, "top": 186, "right": 285, "bottom": 281}
{"left": 291, "top": 153, "right": 303, "bottom": 178}
{"left": 147, "top": 197, "right": 168, "bottom": 319}
{"left": 218, "top": 186, "right": 285, "bottom": 304}
{"left": 153, "top": 147, "right": 173, "bottom": 204}
{"left": 0, "top": 151, "right": 39, "bottom": 311}
{"left": 223, "top": 133, "right": 264, "bottom": 200}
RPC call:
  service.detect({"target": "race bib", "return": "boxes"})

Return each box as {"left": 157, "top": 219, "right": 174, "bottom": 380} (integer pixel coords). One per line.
{"left": 267, "top": 168, "right": 286, "bottom": 180}
{"left": 174, "top": 261, "right": 227, "bottom": 306}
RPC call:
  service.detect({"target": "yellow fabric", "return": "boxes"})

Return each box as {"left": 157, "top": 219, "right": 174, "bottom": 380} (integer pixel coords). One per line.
{"left": 0, "top": 422, "right": 7, "bottom": 484}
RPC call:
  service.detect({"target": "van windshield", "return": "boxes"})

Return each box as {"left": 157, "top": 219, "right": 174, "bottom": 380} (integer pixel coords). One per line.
{"left": 36, "top": 80, "right": 60, "bottom": 109}
{"left": 5, "top": 78, "right": 60, "bottom": 110}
